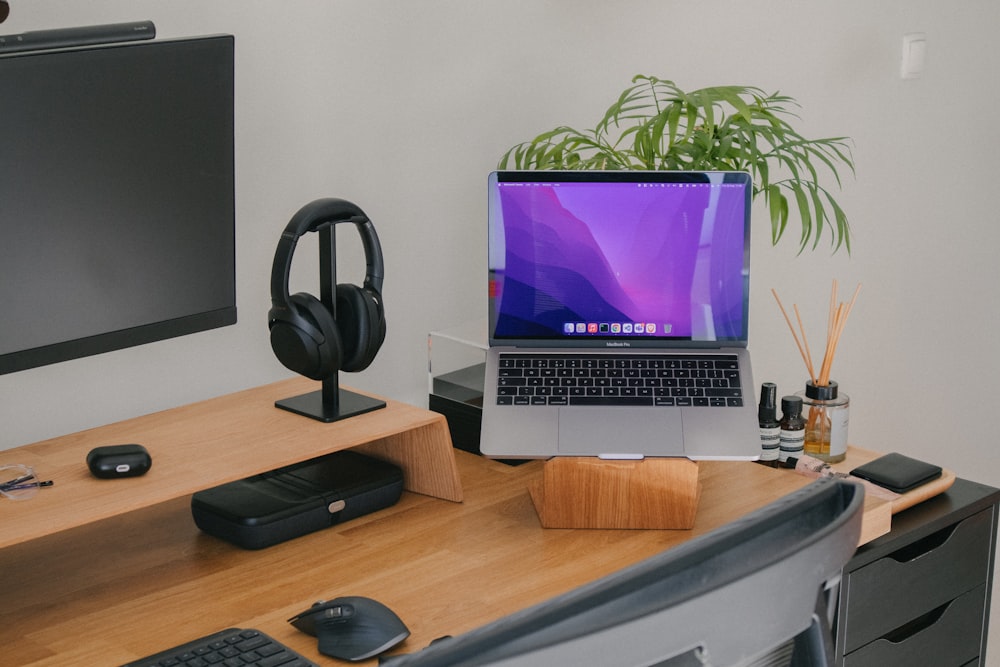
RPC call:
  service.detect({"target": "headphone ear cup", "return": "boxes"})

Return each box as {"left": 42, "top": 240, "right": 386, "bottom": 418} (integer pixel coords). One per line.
{"left": 335, "top": 283, "right": 385, "bottom": 372}
{"left": 270, "top": 293, "right": 342, "bottom": 380}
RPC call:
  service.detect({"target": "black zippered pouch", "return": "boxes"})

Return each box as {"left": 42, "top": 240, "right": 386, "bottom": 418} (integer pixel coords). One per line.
{"left": 191, "top": 450, "right": 403, "bottom": 549}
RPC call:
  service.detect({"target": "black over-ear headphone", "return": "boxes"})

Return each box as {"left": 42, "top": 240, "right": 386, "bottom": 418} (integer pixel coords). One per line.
{"left": 268, "top": 198, "right": 386, "bottom": 381}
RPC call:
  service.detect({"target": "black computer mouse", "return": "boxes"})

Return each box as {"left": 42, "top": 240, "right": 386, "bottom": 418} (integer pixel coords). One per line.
{"left": 288, "top": 596, "right": 410, "bottom": 662}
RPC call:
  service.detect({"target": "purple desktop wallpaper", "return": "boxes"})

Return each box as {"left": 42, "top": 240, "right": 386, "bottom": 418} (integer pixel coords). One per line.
{"left": 490, "top": 180, "right": 748, "bottom": 341}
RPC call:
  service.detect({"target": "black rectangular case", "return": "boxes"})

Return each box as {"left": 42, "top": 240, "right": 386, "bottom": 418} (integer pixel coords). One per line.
{"left": 191, "top": 450, "right": 404, "bottom": 549}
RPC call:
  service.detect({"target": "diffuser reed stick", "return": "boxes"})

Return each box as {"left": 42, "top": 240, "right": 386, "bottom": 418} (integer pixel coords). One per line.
{"left": 770, "top": 288, "right": 815, "bottom": 383}
{"left": 772, "top": 281, "right": 860, "bottom": 387}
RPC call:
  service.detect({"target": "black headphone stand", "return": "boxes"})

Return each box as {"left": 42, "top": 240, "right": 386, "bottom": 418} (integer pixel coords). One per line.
{"left": 275, "top": 223, "right": 386, "bottom": 423}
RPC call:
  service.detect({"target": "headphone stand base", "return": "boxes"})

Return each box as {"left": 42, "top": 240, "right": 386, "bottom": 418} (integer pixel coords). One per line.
{"left": 275, "top": 385, "right": 386, "bottom": 423}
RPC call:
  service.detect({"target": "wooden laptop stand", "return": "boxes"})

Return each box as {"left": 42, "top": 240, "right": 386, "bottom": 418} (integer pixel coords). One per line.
{"left": 529, "top": 457, "right": 701, "bottom": 529}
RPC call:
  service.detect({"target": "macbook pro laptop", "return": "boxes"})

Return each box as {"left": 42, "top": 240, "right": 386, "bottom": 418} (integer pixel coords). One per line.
{"left": 480, "top": 170, "right": 760, "bottom": 460}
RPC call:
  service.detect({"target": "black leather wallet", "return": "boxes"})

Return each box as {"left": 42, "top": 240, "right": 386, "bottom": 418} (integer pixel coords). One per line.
{"left": 849, "top": 452, "right": 942, "bottom": 494}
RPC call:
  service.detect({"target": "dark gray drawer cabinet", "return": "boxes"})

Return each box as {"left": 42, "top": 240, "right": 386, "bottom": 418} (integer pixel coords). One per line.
{"left": 835, "top": 478, "right": 1000, "bottom": 667}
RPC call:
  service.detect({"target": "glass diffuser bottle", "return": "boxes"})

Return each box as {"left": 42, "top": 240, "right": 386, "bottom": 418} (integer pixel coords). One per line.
{"left": 797, "top": 380, "right": 849, "bottom": 463}
{"left": 772, "top": 281, "right": 860, "bottom": 465}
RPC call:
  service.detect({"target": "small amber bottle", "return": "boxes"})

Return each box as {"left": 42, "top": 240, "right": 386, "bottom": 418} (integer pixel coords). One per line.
{"left": 778, "top": 395, "right": 805, "bottom": 465}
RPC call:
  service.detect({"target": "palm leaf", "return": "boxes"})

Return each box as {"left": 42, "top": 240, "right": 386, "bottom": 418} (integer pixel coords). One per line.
{"left": 500, "top": 75, "right": 854, "bottom": 252}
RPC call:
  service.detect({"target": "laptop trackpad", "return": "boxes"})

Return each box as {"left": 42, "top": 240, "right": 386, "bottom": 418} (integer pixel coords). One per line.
{"left": 556, "top": 407, "right": 685, "bottom": 457}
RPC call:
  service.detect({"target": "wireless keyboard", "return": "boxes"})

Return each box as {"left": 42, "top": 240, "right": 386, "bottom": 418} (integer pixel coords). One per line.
{"left": 119, "top": 627, "right": 318, "bottom": 667}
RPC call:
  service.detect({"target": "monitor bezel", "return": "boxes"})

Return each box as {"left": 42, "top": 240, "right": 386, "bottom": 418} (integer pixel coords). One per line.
{"left": 0, "top": 34, "right": 236, "bottom": 376}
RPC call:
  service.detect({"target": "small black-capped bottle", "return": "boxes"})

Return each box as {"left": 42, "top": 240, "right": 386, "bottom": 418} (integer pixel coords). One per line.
{"left": 778, "top": 395, "right": 806, "bottom": 465}
{"left": 757, "top": 383, "right": 780, "bottom": 466}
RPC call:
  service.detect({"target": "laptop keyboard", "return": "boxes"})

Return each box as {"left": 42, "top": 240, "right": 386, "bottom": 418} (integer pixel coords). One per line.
{"left": 120, "top": 628, "right": 318, "bottom": 667}
{"left": 495, "top": 354, "right": 743, "bottom": 408}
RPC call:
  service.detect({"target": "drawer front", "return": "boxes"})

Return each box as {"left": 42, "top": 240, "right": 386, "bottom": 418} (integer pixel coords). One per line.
{"left": 843, "top": 507, "right": 993, "bottom": 652}
{"left": 844, "top": 583, "right": 986, "bottom": 667}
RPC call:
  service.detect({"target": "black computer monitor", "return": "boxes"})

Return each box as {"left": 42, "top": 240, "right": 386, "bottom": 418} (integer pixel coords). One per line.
{"left": 382, "top": 478, "right": 863, "bottom": 667}
{"left": 0, "top": 34, "right": 236, "bottom": 376}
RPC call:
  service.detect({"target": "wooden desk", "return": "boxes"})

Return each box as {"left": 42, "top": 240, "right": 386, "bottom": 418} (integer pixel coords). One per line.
{"left": 0, "top": 381, "right": 991, "bottom": 666}
{"left": 0, "top": 449, "right": 890, "bottom": 666}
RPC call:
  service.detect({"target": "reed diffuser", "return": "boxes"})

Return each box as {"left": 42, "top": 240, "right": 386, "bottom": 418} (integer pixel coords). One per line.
{"left": 772, "top": 281, "right": 860, "bottom": 462}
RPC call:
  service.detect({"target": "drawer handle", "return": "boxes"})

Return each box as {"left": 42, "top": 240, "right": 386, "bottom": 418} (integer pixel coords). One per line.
{"left": 889, "top": 523, "right": 956, "bottom": 563}
{"left": 881, "top": 600, "right": 949, "bottom": 643}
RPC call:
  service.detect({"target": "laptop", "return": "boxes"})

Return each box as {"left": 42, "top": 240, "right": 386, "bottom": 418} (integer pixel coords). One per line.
{"left": 480, "top": 170, "right": 760, "bottom": 460}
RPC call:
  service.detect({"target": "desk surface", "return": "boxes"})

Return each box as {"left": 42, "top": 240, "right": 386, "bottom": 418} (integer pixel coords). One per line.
{"left": 4, "top": 444, "right": 907, "bottom": 667}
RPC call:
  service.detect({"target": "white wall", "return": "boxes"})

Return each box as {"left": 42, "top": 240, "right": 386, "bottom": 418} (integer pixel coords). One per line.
{"left": 3, "top": 1, "right": 999, "bottom": 656}
{"left": 6, "top": 0, "right": 997, "bottom": 478}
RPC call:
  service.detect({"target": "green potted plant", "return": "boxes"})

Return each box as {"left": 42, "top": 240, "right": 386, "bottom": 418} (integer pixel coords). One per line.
{"left": 499, "top": 75, "right": 855, "bottom": 253}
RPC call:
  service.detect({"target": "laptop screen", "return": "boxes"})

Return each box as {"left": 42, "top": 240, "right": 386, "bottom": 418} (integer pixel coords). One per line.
{"left": 488, "top": 171, "right": 751, "bottom": 347}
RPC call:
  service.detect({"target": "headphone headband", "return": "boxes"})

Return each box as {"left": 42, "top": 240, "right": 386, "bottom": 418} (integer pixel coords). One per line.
{"left": 270, "top": 198, "right": 384, "bottom": 310}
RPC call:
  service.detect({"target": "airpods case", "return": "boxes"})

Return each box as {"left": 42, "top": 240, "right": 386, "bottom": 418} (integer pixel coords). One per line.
{"left": 86, "top": 444, "right": 152, "bottom": 479}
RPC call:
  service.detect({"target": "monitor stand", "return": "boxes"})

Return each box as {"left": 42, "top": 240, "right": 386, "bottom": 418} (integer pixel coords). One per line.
{"left": 275, "top": 374, "right": 386, "bottom": 423}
